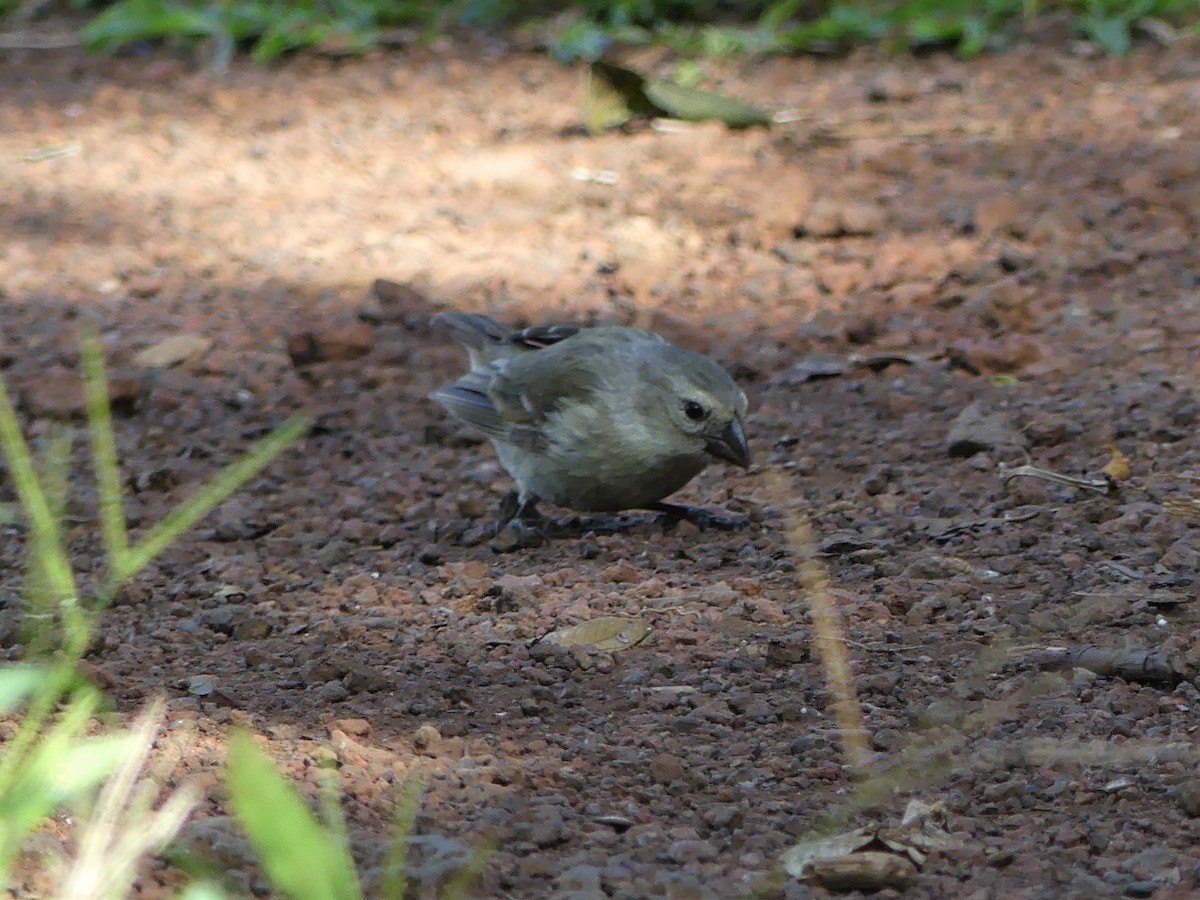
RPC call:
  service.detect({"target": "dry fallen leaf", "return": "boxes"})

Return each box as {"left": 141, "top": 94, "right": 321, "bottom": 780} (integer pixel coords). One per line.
{"left": 1102, "top": 444, "right": 1132, "bottom": 482}
{"left": 784, "top": 798, "right": 964, "bottom": 890}
{"left": 542, "top": 617, "right": 651, "bottom": 652}
{"left": 807, "top": 851, "right": 918, "bottom": 891}
{"left": 132, "top": 334, "right": 212, "bottom": 369}
{"left": 1163, "top": 495, "right": 1200, "bottom": 521}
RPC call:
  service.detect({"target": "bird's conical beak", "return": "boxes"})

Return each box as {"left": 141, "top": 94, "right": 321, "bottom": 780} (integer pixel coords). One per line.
{"left": 705, "top": 417, "right": 751, "bottom": 469}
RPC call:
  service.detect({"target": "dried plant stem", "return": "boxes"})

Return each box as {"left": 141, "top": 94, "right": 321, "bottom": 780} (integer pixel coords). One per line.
{"left": 771, "top": 469, "right": 872, "bottom": 774}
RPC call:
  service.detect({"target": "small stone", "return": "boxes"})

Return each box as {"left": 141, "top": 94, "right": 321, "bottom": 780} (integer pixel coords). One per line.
{"left": 795, "top": 199, "right": 844, "bottom": 238}
{"left": 286, "top": 319, "right": 375, "bottom": 367}
{"left": 413, "top": 724, "right": 442, "bottom": 750}
{"left": 21, "top": 366, "right": 86, "bottom": 419}
{"left": 363, "top": 278, "right": 431, "bottom": 324}
{"left": 198, "top": 606, "right": 236, "bottom": 635}
{"left": 125, "top": 273, "right": 165, "bottom": 297}
{"left": 1124, "top": 882, "right": 1159, "bottom": 898}
{"left": 231, "top": 618, "right": 271, "bottom": 641}
{"left": 701, "top": 803, "right": 742, "bottom": 830}
{"left": 1177, "top": 780, "right": 1200, "bottom": 817}
{"left": 649, "top": 752, "right": 686, "bottom": 784}
{"left": 974, "top": 194, "right": 1025, "bottom": 237}
{"left": 344, "top": 663, "right": 390, "bottom": 693}
{"left": 816, "top": 261, "right": 869, "bottom": 295}
{"left": 314, "top": 681, "right": 350, "bottom": 703}
{"left": 600, "top": 561, "right": 639, "bottom": 583}
{"left": 493, "top": 573, "right": 543, "bottom": 608}
{"left": 556, "top": 864, "right": 603, "bottom": 894}
{"left": 839, "top": 201, "right": 886, "bottom": 235}
{"left": 1053, "top": 822, "right": 1083, "bottom": 847}
{"left": 946, "top": 401, "right": 1026, "bottom": 457}
{"left": 332, "top": 717, "right": 372, "bottom": 737}
{"left": 490, "top": 524, "right": 530, "bottom": 553}
{"left": 1160, "top": 539, "right": 1200, "bottom": 569}
{"left": 946, "top": 336, "right": 1042, "bottom": 374}
{"left": 694, "top": 699, "right": 735, "bottom": 725}
{"left": 526, "top": 807, "right": 566, "bottom": 848}
{"left": 1025, "top": 411, "right": 1074, "bottom": 446}
{"left": 212, "top": 501, "right": 261, "bottom": 542}
{"left": 666, "top": 839, "right": 718, "bottom": 863}
{"left": 919, "top": 698, "right": 973, "bottom": 728}
{"left": 866, "top": 72, "right": 918, "bottom": 102}
{"left": 180, "top": 815, "right": 256, "bottom": 872}
{"left": 417, "top": 544, "right": 443, "bottom": 565}
{"left": 456, "top": 496, "right": 489, "bottom": 519}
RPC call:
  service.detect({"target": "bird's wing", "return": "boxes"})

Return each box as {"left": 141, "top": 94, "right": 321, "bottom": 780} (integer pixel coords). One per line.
{"left": 508, "top": 324, "right": 583, "bottom": 349}
{"left": 432, "top": 325, "right": 663, "bottom": 446}
{"left": 429, "top": 370, "right": 507, "bottom": 438}
{"left": 431, "top": 368, "right": 549, "bottom": 452}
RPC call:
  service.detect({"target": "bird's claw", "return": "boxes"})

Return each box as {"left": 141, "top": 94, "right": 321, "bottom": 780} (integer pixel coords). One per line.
{"left": 646, "top": 502, "right": 748, "bottom": 531}
{"left": 491, "top": 492, "right": 548, "bottom": 551}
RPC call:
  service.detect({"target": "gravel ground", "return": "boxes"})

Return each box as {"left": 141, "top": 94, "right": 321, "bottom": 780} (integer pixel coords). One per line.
{"left": 3, "top": 31, "right": 1200, "bottom": 898}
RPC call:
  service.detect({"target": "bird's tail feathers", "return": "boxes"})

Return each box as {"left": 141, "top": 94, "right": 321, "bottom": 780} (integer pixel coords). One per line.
{"left": 431, "top": 312, "right": 509, "bottom": 349}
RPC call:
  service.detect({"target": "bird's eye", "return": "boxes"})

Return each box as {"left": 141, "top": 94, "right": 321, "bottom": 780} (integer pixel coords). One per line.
{"left": 682, "top": 400, "right": 708, "bottom": 421}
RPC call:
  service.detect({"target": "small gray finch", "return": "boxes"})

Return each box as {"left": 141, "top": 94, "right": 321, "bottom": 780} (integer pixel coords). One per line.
{"left": 430, "top": 312, "right": 751, "bottom": 532}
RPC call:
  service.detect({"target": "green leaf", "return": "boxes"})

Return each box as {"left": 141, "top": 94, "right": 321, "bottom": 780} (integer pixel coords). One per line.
{"left": 0, "top": 665, "right": 45, "bottom": 716}
{"left": 550, "top": 17, "right": 613, "bottom": 62}
{"left": 760, "top": 0, "right": 805, "bottom": 32}
{"left": 644, "top": 77, "right": 773, "bottom": 128}
{"left": 584, "top": 60, "right": 771, "bottom": 134}
{"left": 226, "top": 732, "right": 362, "bottom": 900}
{"left": 82, "top": 0, "right": 220, "bottom": 51}
{"left": 1081, "top": 15, "right": 1132, "bottom": 54}
{"left": 38, "top": 733, "right": 134, "bottom": 804}
{"left": 582, "top": 60, "right": 659, "bottom": 134}
{"left": 0, "top": 695, "right": 126, "bottom": 869}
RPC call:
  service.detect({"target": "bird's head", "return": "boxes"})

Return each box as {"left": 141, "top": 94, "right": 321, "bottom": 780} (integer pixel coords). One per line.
{"left": 643, "top": 346, "right": 751, "bottom": 469}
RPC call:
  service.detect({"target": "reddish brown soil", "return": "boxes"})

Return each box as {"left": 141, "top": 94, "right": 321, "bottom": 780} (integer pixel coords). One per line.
{"left": 3, "top": 31, "right": 1200, "bottom": 899}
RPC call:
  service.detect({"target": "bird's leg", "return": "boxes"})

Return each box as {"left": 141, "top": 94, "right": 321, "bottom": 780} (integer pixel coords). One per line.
{"left": 496, "top": 491, "right": 545, "bottom": 532}
{"left": 491, "top": 491, "right": 549, "bottom": 550}
{"left": 645, "top": 501, "right": 748, "bottom": 531}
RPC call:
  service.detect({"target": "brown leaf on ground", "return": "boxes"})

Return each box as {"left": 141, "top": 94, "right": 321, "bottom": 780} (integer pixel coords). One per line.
{"left": 131, "top": 334, "right": 212, "bottom": 369}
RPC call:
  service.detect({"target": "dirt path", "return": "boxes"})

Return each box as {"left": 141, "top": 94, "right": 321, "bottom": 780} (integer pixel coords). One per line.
{"left": 3, "top": 34, "right": 1200, "bottom": 898}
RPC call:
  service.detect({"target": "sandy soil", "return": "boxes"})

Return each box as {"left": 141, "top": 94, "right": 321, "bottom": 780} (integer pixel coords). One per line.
{"left": 3, "top": 29, "right": 1200, "bottom": 899}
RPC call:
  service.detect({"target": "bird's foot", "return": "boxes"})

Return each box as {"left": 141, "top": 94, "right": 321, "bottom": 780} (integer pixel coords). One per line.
{"left": 645, "top": 501, "right": 748, "bottom": 531}
{"left": 491, "top": 493, "right": 548, "bottom": 551}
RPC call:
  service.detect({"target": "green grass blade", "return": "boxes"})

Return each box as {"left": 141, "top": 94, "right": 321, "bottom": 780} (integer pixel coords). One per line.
{"left": 439, "top": 836, "right": 494, "bottom": 900}
{"left": 0, "top": 373, "right": 78, "bottom": 611}
{"left": 0, "top": 665, "right": 45, "bottom": 717}
{"left": 80, "top": 328, "right": 130, "bottom": 581}
{"left": 0, "top": 684, "right": 105, "bottom": 875}
{"left": 226, "top": 732, "right": 362, "bottom": 900}
{"left": 116, "top": 415, "right": 308, "bottom": 590}
{"left": 20, "top": 429, "right": 73, "bottom": 656}
{"left": 378, "top": 772, "right": 426, "bottom": 900}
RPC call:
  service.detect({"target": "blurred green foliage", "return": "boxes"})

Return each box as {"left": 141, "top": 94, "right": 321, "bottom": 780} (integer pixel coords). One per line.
{"left": 5, "top": 1, "right": 1198, "bottom": 66}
